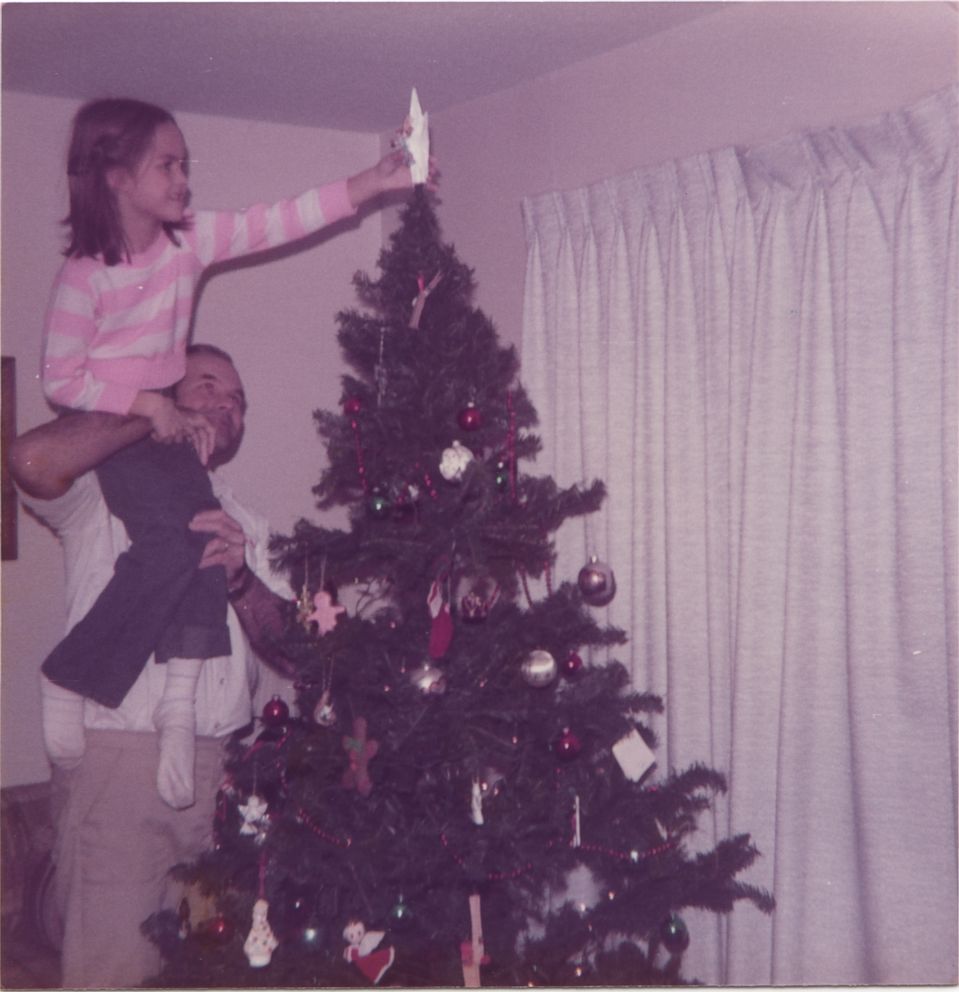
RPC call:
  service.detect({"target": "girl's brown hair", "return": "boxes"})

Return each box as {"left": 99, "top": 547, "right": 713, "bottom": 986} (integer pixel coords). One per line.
{"left": 63, "top": 98, "right": 186, "bottom": 265}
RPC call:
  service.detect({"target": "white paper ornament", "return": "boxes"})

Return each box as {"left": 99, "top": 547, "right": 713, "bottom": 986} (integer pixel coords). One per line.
{"left": 403, "top": 88, "right": 430, "bottom": 185}
{"left": 612, "top": 728, "right": 656, "bottom": 782}
{"left": 470, "top": 777, "right": 484, "bottom": 826}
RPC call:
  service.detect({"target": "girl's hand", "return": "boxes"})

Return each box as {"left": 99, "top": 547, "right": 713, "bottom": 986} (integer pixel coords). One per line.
{"left": 176, "top": 409, "right": 217, "bottom": 466}
{"left": 375, "top": 147, "right": 415, "bottom": 191}
{"left": 130, "top": 392, "right": 216, "bottom": 465}
{"left": 346, "top": 146, "right": 439, "bottom": 208}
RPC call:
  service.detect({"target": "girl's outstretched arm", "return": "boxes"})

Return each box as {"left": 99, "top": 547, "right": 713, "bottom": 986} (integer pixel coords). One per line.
{"left": 346, "top": 148, "right": 415, "bottom": 208}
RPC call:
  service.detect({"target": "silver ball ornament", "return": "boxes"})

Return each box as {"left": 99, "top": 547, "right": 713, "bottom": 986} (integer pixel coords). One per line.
{"left": 409, "top": 661, "right": 448, "bottom": 695}
{"left": 521, "top": 649, "right": 558, "bottom": 688}
{"left": 577, "top": 555, "right": 616, "bottom": 606}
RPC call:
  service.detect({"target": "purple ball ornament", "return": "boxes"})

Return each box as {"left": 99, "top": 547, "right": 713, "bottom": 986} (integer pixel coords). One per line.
{"left": 577, "top": 555, "right": 616, "bottom": 607}
{"left": 660, "top": 914, "right": 690, "bottom": 953}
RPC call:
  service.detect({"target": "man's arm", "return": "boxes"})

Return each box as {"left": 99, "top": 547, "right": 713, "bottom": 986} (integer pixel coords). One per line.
{"left": 189, "top": 508, "right": 298, "bottom": 679}
{"left": 8, "top": 410, "right": 150, "bottom": 500}
{"left": 228, "top": 570, "right": 298, "bottom": 679}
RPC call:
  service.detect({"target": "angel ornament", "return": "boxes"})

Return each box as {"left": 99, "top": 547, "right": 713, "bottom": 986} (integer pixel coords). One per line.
{"left": 343, "top": 919, "right": 395, "bottom": 984}
{"left": 239, "top": 794, "right": 270, "bottom": 844}
{"left": 244, "top": 898, "right": 279, "bottom": 968}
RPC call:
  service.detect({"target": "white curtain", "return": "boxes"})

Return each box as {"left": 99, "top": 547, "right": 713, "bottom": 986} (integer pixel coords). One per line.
{"left": 521, "top": 85, "right": 957, "bottom": 986}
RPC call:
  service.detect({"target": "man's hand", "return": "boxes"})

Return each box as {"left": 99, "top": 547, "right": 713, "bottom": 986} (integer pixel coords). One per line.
{"left": 189, "top": 508, "right": 249, "bottom": 587}
{"left": 191, "top": 508, "right": 298, "bottom": 679}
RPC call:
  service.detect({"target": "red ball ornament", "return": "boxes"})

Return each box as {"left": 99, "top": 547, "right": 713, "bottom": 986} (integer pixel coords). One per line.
{"left": 343, "top": 396, "right": 362, "bottom": 416}
{"left": 200, "top": 914, "right": 235, "bottom": 944}
{"left": 553, "top": 727, "right": 582, "bottom": 761}
{"left": 561, "top": 652, "right": 584, "bottom": 679}
{"left": 262, "top": 695, "right": 290, "bottom": 727}
{"left": 457, "top": 403, "right": 483, "bottom": 431}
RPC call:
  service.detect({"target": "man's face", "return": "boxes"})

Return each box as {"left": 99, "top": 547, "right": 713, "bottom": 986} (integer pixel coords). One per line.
{"left": 175, "top": 351, "right": 247, "bottom": 466}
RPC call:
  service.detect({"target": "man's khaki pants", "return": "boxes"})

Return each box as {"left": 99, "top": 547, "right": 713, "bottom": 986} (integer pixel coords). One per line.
{"left": 53, "top": 729, "right": 223, "bottom": 988}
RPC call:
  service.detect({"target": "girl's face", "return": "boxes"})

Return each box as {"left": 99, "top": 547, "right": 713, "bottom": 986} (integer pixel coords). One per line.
{"left": 110, "top": 121, "right": 190, "bottom": 243}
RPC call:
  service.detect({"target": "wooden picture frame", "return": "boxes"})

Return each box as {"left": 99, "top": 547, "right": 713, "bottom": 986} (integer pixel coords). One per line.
{"left": 2, "top": 356, "right": 18, "bottom": 560}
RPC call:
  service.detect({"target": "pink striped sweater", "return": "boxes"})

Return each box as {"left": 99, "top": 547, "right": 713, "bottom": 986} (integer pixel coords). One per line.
{"left": 42, "top": 180, "right": 356, "bottom": 414}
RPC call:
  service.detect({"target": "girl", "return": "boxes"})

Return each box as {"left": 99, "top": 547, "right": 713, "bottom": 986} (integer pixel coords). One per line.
{"left": 40, "top": 97, "right": 423, "bottom": 808}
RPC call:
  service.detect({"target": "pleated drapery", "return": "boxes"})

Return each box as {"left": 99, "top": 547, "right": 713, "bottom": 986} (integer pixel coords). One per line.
{"left": 520, "top": 85, "right": 957, "bottom": 985}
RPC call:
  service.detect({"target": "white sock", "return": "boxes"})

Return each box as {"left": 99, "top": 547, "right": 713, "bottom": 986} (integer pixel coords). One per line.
{"left": 40, "top": 676, "right": 86, "bottom": 770}
{"left": 154, "top": 658, "right": 202, "bottom": 810}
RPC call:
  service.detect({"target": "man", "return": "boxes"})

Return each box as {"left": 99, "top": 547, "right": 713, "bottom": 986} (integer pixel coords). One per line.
{"left": 9, "top": 343, "right": 297, "bottom": 988}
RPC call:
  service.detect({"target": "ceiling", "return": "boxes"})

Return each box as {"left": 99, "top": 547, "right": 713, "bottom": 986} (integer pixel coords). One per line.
{"left": 2, "top": 2, "right": 726, "bottom": 132}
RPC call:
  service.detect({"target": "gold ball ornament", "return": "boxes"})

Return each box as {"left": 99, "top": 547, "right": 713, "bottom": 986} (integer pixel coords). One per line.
{"left": 521, "top": 649, "right": 558, "bottom": 688}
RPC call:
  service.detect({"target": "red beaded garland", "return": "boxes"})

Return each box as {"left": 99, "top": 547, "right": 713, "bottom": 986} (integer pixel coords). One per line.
{"left": 415, "top": 461, "right": 439, "bottom": 500}
{"left": 295, "top": 804, "right": 352, "bottom": 848}
{"left": 439, "top": 824, "right": 675, "bottom": 883}
{"left": 440, "top": 832, "right": 533, "bottom": 881}
{"left": 506, "top": 391, "right": 518, "bottom": 500}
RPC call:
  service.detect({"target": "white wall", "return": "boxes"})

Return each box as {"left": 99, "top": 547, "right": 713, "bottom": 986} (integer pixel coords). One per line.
{"left": 1, "top": 91, "right": 383, "bottom": 786}
{"left": 430, "top": 1, "right": 959, "bottom": 350}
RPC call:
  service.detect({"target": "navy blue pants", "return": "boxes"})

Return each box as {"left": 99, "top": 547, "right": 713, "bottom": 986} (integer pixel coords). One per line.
{"left": 41, "top": 438, "right": 232, "bottom": 708}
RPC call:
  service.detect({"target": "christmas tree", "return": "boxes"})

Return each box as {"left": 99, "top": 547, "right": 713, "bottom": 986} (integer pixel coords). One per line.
{"left": 146, "top": 188, "right": 773, "bottom": 987}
